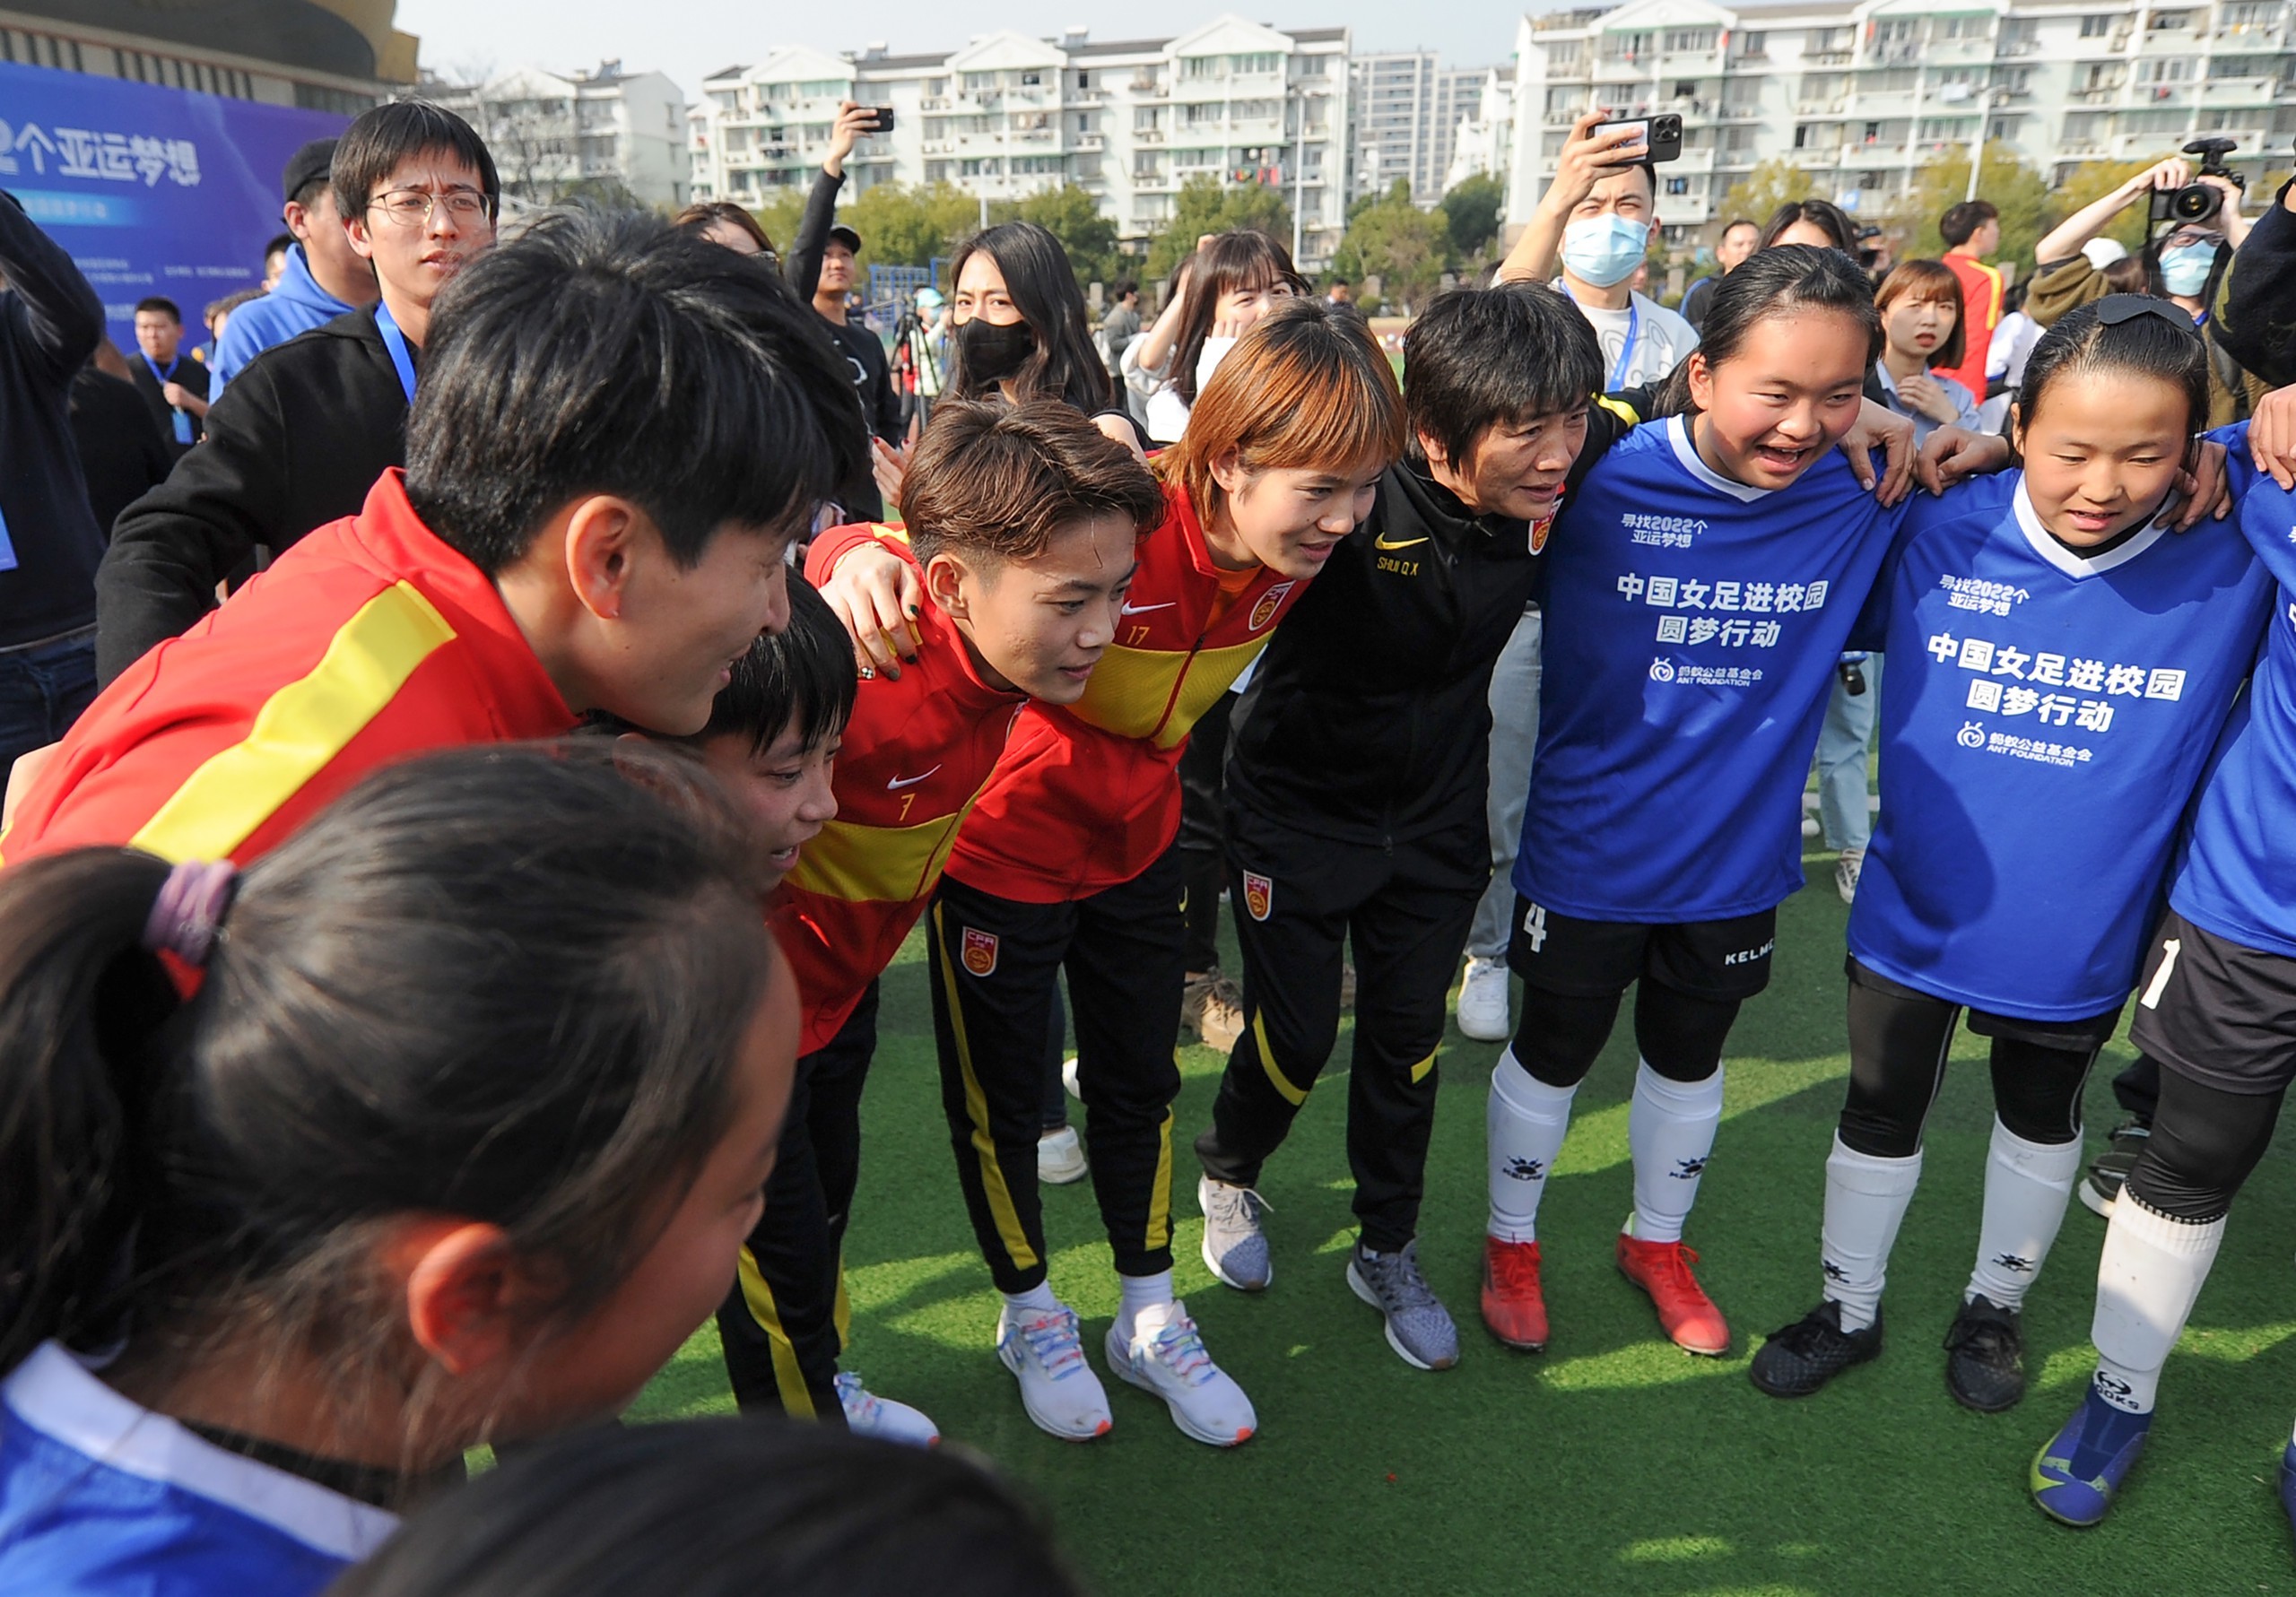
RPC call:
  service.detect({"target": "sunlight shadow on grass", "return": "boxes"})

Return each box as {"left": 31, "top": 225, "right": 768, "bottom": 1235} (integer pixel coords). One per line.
{"left": 1553, "top": 1055, "right": 1852, "bottom": 1179}
{"left": 1544, "top": 1341, "right": 1747, "bottom": 1392}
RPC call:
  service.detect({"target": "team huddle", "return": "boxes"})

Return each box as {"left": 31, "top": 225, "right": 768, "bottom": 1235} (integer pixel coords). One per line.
{"left": 7, "top": 100, "right": 2296, "bottom": 1597}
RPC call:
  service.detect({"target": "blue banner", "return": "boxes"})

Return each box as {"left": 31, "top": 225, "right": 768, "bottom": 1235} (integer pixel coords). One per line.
{"left": 0, "top": 61, "right": 349, "bottom": 355}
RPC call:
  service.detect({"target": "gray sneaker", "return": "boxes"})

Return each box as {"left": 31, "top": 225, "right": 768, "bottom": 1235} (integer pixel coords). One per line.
{"left": 1197, "top": 1176, "right": 1272, "bottom": 1291}
{"left": 1346, "top": 1240, "right": 1460, "bottom": 1370}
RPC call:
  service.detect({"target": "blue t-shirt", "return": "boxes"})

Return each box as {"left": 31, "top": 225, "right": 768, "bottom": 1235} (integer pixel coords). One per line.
{"left": 1848, "top": 470, "right": 2272, "bottom": 1018}
{"left": 0, "top": 1342, "right": 399, "bottom": 1597}
{"left": 2170, "top": 434, "right": 2296, "bottom": 959}
{"left": 1516, "top": 415, "right": 1907, "bottom": 921}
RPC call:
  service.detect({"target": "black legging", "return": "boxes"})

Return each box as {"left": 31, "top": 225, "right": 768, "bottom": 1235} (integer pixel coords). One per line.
{"left": 1510, "top": 979, "right": 1741, "bottom": 1089}
{"left": 2125, "top": 1067, "right": 2286, "bottom": 1223}
{"left": 1836, "top": 966, "right": 2100, "bottom": 1159}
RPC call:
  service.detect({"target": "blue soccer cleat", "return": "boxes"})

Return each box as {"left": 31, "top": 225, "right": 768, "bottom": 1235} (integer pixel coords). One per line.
{"left": 2031, "top": 1384, "right": 2152, "bottom": 1527}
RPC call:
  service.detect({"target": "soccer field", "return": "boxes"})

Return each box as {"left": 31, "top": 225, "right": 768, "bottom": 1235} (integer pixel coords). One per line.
{"left": 630, "top": 848, "right": 2296, "bottom": 1595}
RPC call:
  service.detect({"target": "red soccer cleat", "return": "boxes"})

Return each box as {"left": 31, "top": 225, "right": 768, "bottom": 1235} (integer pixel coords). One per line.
{"left": 1481, "top": 1237, "right": 1549, "bottom": 1351}
{"left": 1616, "top": 1230, "right": 1731, "bottom": 1356}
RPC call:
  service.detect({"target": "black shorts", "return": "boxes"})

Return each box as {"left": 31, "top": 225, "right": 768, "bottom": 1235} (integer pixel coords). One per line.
{"left": 1507, "top": 893, "right": 1777, "bottom": 1002}
{"left": 1845, "top": 957, "right": 2126, "bottom": 1053}
{"left": 2130, "top": 908, "right": 2296, "bottom": 1096}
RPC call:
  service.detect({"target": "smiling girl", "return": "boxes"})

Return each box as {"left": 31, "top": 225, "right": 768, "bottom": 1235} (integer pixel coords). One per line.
{"left": 1121, "top": 230, "right": 1306, "bottom": 445}
{"left": 1482, "top": 247, "right": 1982, "bottom": 1359}
{"left": 1746, "top": 299, "right": 2272, "bottom": 1438}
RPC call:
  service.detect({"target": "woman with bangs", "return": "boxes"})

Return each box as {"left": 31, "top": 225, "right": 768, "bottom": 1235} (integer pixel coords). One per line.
{"left": 823, "top": 300, "right": 1403, "bottom": 1447}
{"left": 1122, "top": 230, "right": 1308, "bottom": 445}
{"left": 1871, "top": 260, "right": 1980, "bottom": 442}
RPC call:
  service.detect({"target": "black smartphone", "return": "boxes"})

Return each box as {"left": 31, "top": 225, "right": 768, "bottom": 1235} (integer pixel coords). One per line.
{"left": 866, "top": 106, "right": 896, "bottom": 133}
{"left": 1592, "top": 113, "right": 1682, "bottom": 163}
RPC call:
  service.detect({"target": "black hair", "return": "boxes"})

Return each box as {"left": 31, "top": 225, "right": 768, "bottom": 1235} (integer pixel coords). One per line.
{"left": 0, "top": 744, "right": 780, "bottom": 1422}
{"left": 946, "top": 221, "right": 1117, "bottom": 414}
{"left": 133, "top": 296, "right": 181, "bottom": 322}
{"left": 2013, "top": 297, "right": 2209, "bottom": 442}
{"left": 1112, "top": 276, "right": 1138, "bottom": 299}
{"left": 2002, "top": 278, "right": 2029, "bottom": 317}
{"left": 405, "top": 208, "right": 865, "bottom": 573}
{"left": 697, "top": 577, "right": 855, "bottom": 757}
{"left": 1404, "top": 282, "right": 1603, "bottom": 468}
{"left": 330, "top": 1418, "right": 1082, "bottom": 1597}
{"left": 1171, "top": 230, "right": 1309, "bottom": 405}
{"left": 1655, "top": 244, "right": 1880, "bottom": 416}
{"left": 1720, "top": 216, "right": 1759, "bottom": 239}
{"left": 264, "top": 232, "right": 295, "bottom": 262}
{"left": 1758, "top": 198, "right": 1858, "bottom": 255}
{"left": 1940, "top": 199, "right": 1999, "bottom": 247}
{"left": 332, "top": 100, "right": 501, "bottom": 224}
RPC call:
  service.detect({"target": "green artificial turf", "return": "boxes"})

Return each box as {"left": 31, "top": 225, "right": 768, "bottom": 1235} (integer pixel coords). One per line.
{"left": 629, "top": 850, "right": 2296, "bottom": 1594}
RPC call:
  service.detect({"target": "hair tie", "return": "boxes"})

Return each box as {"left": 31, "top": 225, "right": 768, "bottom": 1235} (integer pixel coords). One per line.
{"left": 143, "top": 859, "right": 239, "bottom": 967}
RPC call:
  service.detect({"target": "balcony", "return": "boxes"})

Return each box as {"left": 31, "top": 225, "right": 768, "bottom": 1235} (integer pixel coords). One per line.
{"left": 1074, "top": 134, "right": 1105, "bottom": 151}
{"left": 2201, "top": 76, "right": 2281, "bottom": 104}
{"left": 1804, "top": 49, "right": 1856, "bottom": 65}
{"left": 1133, "top": 128, "right": 1164, "bottom": 142}
{"left": 2068, "top": 84, "right": 2126, "bottom": 102}
{"left": 1796, "top": 96, "right": 1848, "bottom": 113}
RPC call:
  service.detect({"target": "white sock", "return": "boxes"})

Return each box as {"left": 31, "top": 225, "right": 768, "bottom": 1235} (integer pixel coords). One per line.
{"left": 1003, "top": 1281, "right": 1059, "bottom": 1317}
{"left": 1487, "top": 1049, "right": 1577, "bottom": 1244}
{"left": 1820, "top": 1134, "right": 1923, "bottom": 1332}
{"left": 1965, "top": 1118, "right": 2083, "bottom": 1310}
{"left": 1115, "top": 1269, "right": 1174, "bottom": 1341}
{"left": 1628, "top": 1060, "right": 1725, "bottom": 1245}
{"left": 2091, "top": 1194, "right": 2224, "bottom": 1414}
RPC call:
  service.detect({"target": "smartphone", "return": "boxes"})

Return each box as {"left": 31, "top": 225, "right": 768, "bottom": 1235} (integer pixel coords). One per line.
{"left": 866, "top": 106, "right": 896, "bottom": 133}
{"left": 1592, "top": 113, "right": 1683, "bottom": 163}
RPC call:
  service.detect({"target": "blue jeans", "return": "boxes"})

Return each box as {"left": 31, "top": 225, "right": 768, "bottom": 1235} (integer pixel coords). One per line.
{"left": 1469, "top": 605, "right": 1544, "bottom": 960}
{"left": 0, "top": 631, "right": 97, "bottom": 790}
{"left": 1816, "top": 653, "right": 1883, "bottom": 855}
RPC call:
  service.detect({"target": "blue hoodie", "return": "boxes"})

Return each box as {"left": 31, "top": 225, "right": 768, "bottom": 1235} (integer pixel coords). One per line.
{"left": 208, "top": 243, "right": 362, "bottom": 391}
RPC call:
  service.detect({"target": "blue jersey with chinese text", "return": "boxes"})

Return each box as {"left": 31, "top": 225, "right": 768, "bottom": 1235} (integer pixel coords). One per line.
{"left": 1516, "top": 415, "right": 1907, "bottom": 921}
{"left": 1849, "top": 469, "right": 2271, "bottom": 1018}
{"left": 2170, "top": 433, "right": 2296, "bottom": 959}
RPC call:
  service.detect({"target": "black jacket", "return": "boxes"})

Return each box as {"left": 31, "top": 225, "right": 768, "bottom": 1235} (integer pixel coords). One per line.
{"left": 1227, "top": 405, "right": 1632, "bottom": 849}
{"left": 2217, "top": 176, "right": 2296, "bottom": 390}
{"left": 96, "top": 306, "right": 409, "bottom": 684}
{"left": 127, "top": 352, "right": 209, "bottom": 460}
{"left": 0, "top": 190, "right": 106, "bottom": 648}
{"left": 70, "top": 367, "right": 170, "bottom": 542}
{"left": 787, "top": 165, "right": 898, "bottom": 520}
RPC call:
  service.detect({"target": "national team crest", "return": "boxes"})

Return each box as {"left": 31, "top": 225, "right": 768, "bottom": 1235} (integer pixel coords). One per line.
{"left": 1242, "top": 872, "right": 1274, "bottom": 921}
{"left": 1247, "top": 582, "right": 1296, "bottom": 632}
{"left": 1529, "top": 516, "right": 1552, "bottom": 555}
{"left": 961, "top": 926, "right": 999, "bottom": 977}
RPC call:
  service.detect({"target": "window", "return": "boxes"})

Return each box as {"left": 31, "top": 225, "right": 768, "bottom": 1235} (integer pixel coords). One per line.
{"left": 1600, "top": 30, "right": 1654, "bottom": 57}
{"left": 2139, "top": 55, "right": 2195, "bottom": 80}
{"left": 1296, "top": 54, "right": 1328, "bottom": 75}
{"left": 1019, "top": 70, "right": 1041, "bottom": 86}
{"left": 2148, "top": 10, "right": 2194, "bottom": 27}
{"left": 1174, "top": 147, "right": 1221, "bottom": 168}
{"left": 1665, "top": 175, "right": 1690, "bottom": 194}
{"left": 1863, "top": 119, "right": 1882, "bottom": 142}
{"left": 1674, "top": 80, "right": 1699, "bottom": 97}
{"left": 1858, "top": 169, "right": 1883, "bottom": 188}
{"left": 1874, "top": 19, "right": 1919, "bottom": 44}
{"left": 1547, "top": 39, "right": 1583, "bottom": 68}
{"left": 2211, "top": 53, "right": 2275, "bottom": 75}
{"left": 1076, "top": 70, "right": 1091, "bottom": 88}
{"left": 1806, "top": 27, "right": 1849, "bottom": 51}
{"left": 1664, "top": 27, "right": 1718, "bottom": 51}
{"left": 963, "top": 71, "right": 996, "bottom": 91}
{"left": 1182, "top": 56, "right": 1221, "bottom": 78}
{"left": 1135, "top": 106, "right": 1162, "bottom": 129}
{"left": 1940, "top": 15, "right": 1990, "bottom": 39}
{"left": 1233, "top": 52, "right": 1280, "bottom": 74}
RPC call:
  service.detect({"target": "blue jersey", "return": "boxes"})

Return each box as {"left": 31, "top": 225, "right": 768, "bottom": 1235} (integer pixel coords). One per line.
{"left": 2171, "top": 433, "right": 2296, "bottom": 958}
{"left": 1848, "top": 471, "right": 2271, "bottom": 1018}
{"left": 1517, "top": 415, "right": 1906, "bottom": 921}
{"left": 0, "top": 1342, "right": 399, "bottom": 1597}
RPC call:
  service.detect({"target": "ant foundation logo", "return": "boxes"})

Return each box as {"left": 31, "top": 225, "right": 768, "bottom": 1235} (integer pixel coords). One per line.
{"left": 1242, "top": 872, "right": 1274, "bottom": 921}
{"left": 1248, "top": 582, "right": 1295, "bottom": 632}
{"left": 961, "top": 926, "right": 999, "bottom": 977}
{"left": 1649, "top": 657, "right": 1676, "bottom": 682}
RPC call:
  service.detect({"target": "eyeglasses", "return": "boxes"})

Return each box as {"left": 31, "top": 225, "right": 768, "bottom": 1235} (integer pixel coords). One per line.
{"left": 368, "top": 188, "right": 497, "bottom": 228}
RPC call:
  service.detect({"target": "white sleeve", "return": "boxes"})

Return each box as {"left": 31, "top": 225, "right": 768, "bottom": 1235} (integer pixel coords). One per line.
{"left": 1120, "top": 334, "right": 1172, "bottom": 403}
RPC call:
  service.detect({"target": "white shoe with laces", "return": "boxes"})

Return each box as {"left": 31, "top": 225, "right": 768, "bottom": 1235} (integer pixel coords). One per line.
{"left": 834, "top": 1371, "right": 940, "bottom": 1447}
{"left": 1104, "top": 1299, "right": 1257, "bottom": 1447}
{"left": 1836, "top": 846, "right": 1866, "bottom": 905}
{"left": 1037, "top": 1124, "right": 1088, "bottom": 1185}
{"left": 996, "top": 1301, "right": 1112, "bottom": 1441}
{"left": 1456, "top": 956, "right": 1512, "bottom": 1043}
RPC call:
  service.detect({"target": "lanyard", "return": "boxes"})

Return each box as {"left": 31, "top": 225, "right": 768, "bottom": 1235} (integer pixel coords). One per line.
{"left": 374, "top": 299, "right": 418, "bottom": 404}
{"left": 1606, "top": 298, "right": 1639, "bottom": 392}
{"left": 140, "top": 353, "right": 193, "bottom": 443}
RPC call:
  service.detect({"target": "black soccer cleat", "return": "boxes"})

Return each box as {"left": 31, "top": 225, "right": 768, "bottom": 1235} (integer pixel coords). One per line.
{"left": 1750, "top": 1300, "right": 1884, "bottom": 1398}
{"left": 1944, "top": 1294, "right": 2026, "bottom": 1413}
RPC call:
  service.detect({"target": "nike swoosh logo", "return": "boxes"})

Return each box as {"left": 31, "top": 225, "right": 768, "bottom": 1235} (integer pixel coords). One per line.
{"left": 1120, "top": 601, "right": 1176, "bottom": 615}
{"left": 886, "top": 766, "right": 943, "bottom": 791}
{"left": 1372, "top": 534, "right": 1430, "bottom": 551}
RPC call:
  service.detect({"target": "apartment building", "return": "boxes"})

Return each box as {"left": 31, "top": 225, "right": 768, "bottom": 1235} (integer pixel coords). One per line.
{"left": 688, "top": 16, "right": 1353, "bottom": 265}
{"left": 1503, "top": 0, "right": 2296, "bottom": 244}
{"left": 426, "top": 61, "right": 691, "bottom": 210}
{"left": 1351, "top": 51, "right": 1501, "bottom": 204}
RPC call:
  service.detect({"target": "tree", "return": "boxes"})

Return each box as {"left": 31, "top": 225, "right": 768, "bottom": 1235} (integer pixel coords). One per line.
{"left": 1886, "top": 143, "right": 2051, "bottom": 268}
{"left": 1332, "top": 179, "right": 1450, "bottom": 313}
{"left": 839, "top": 180, "right": 978, "bottom": 268}
{"left": 999, "top": 184, "right": 1120, "bottom": 289}
{"left": 2047, "top": 158, "right": 2160, "bottom": 254}
{"left": 1141, "top": 176, "right": 1294, "bottom": 280}
{"left": 1713, "top": 159, "right": 1823, "bottom": 234}
{"left": 1439, "top": 172, "right": 1504, "bottom": 265}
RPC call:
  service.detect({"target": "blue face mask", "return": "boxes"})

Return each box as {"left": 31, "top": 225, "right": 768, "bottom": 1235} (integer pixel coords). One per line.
{"left": 2157, "top": 240, "right": 2218, "bottom": 298}
{"left": 1561, "top": 214, "right": 1650, "bottom": 290}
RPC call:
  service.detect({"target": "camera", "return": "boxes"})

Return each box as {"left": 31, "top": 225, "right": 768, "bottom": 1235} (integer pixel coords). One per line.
{"left": 2150, "top": 137, "right": 2245, "bottom": 227}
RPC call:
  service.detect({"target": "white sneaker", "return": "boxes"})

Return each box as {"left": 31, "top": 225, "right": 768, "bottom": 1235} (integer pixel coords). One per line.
{"left": 1060, "top": 1053, "right": 1081, "bottom": 1100}
{"left": 1801, "top": 812, "right": 1822, "bottom": 839}
{"left": 1037, "top": 1124, "right": 1088, "bottom": 1185}
{"left": 1456, "top": 956, "right": 1512, "bottom": 1043}
{"left": 1104, "top": 1299, "right": 1257, "bottom": 1447}
{"left": 1836, "top": 846, "right": 1865, "bottom": 905}
{"left": 835, "top": 1371, "right": 940, "bottom": 1447}
{"left": 996, "top": 1301, "right": 1112, "bottom": 1441}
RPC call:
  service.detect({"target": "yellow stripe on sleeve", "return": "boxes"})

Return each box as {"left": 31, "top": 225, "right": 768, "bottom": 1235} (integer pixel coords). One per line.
{"left": 129, "top": 582, "right": 457, "bottom": 864}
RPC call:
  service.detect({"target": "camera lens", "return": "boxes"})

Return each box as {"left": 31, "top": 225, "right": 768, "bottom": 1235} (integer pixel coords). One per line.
{"left": 2171, "top": 183, "right": 2222, "bottom": 222}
